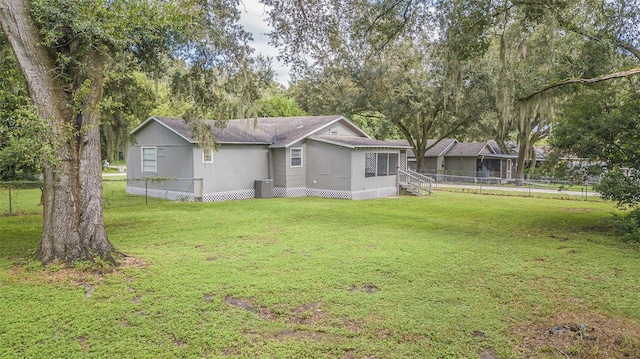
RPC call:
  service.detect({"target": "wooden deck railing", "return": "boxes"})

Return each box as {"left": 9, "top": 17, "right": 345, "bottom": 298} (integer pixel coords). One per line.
{"left": 398, "top": 169, "right": 434, "bottom": 196}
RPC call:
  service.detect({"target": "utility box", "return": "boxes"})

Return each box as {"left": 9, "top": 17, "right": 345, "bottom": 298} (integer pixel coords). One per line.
{"left": 254, "top": 179, "right": 273, "bottom": 198}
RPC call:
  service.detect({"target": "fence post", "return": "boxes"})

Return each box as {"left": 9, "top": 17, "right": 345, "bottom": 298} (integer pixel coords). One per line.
{"left": 145, "top": 179, "right": 148, "bottom": 205}
{"left": 8, "top": 185, "right": 12, "bottom": 215}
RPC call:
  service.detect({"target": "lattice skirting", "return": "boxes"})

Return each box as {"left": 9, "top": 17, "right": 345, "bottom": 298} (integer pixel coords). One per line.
{"left": 273, "top": 187, "right": 307, "bottom": 198}
{"left": 127, "top": 185, "right": 397, "bottom": 202}
{"left": 275, "top": 187, "right": 397, "bottom": 200}
{"left": 306, "top": 188, "right": 353, "bottom": 200}
{"left": 126, "top": 186, "right": 195, "bottom": 202}
{"left": 202, "top": 189, "right": 255, "bottom": 202}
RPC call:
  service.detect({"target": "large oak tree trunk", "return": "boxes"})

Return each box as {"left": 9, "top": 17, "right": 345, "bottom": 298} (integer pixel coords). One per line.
{"left": 0, "top": 0, "right": 113, "bottom": 265}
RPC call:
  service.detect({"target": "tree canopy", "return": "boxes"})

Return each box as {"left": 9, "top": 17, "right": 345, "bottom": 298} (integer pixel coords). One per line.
{"left": 0, "top": 33, "right": 47, "bottom": 181}
{"left": 263, "top": 0, "right": 640, "bottom": 179}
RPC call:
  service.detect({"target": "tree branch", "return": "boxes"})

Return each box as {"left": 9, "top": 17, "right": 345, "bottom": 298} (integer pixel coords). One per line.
{"left": 518, "top": 67, "right": 640, "bottom": 102}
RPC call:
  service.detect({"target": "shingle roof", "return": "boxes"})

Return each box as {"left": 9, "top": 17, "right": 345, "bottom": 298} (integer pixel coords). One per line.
{"left": 384, "top": 138, "right": 457, "bottom": 157}
{"left": 153, "top": 117, "right": 273, "bottom": 143}
{"left": 136, "top": 115, "right": 367, "bottom": 146}
{"left": 444, "top": 142, "right": 496, "bottom": 157}
{"left": 311, "top": 136, "right": 411, "bottom": 149}
{"left": 426, "top": 139, "right": 458, "bottom": 156}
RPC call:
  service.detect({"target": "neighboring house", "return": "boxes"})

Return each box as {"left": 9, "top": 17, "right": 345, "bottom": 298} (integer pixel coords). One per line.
{"left": 127, "top": 115, "right": 410, "bottom": 201}
{"left": 392, "top": 138, "right": 522, "bottom": 180}
{"left": 394, "top": 136, "right": 552, "bottom": 181}
{"left": 444, "top": 141, "right": 501, "bottom": 177}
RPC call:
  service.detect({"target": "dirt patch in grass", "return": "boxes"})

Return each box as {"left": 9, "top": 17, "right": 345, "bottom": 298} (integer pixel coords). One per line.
{"left": 290, "top": 300, "right": 326, "bottom": 325}
{"left": 341, "top": 349, "right": 377, "bottom": 359}
{"left": 349, "top": 283, "right": 380, "bottom": 293}
{"left": 120, "top": 256, "right": 147, "bottom": 268}
{"left": 224, "top": 296, "right": 274, "bottom": 320}
{"left": 10, "top": 255, "right": 146, "bottom": 282}
{"left": 274, "top": 329, "right": 331, "bottom": 342}
{"left": 78, "top": 336, "right": 90, "bottom": 352}
{"left": 478, "top": 348, "right": 500, "bottom": 359}
{"left": 513, "top": 309, "right": 640, "bottom": 358}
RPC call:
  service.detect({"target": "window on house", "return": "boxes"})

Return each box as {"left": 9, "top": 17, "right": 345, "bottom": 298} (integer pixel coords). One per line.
{"left": 377, "top": 153, "right": 388, "bottom": 176}
{"left": 389, "top": 154, "right": 398, "bottom": 175}
{"left": 365, "top": 152, "right": 399, "bottom": 177}
{"left": 141, "top": 147, "right": 157, "bottom": 173}
{"left": 203, "top": 149, "right": 213, "bottom": 163}
{"left": 290, "top": 148, "right": 303, "bottom": 167}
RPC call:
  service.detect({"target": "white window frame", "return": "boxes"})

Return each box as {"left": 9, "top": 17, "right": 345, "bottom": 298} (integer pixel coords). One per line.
{"left": 290, "top": 147, "right": 303, "bottom": 168}
{"left": 141, "top": 147, "right": 157, "bottom": 173}
{"left": 202, "top": 149, "right": 214, "bottom": 164}
{"left": 365, "top": 152, "right": 399, "bottom": 177}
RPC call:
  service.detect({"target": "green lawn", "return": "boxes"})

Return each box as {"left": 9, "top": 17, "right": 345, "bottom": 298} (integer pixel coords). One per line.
{"left": 1, "top": 186, "right": 639, "bottom": 358}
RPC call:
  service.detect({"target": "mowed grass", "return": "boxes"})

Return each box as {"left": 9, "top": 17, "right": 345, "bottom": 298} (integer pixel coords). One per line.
{"left": 1, "top": 185, "right": 639, "bottom": 358}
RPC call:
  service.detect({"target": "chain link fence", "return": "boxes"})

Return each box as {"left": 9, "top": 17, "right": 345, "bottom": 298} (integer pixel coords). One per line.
{"left": 1, "top": 172, "right": 601, "bottom": 216}
{"left": 1, "top": 178, "right": 200, "bottom": 216}
{"left": 415, "top": 169, "right": 599, "bottom": 194}
{"left": 0, "top": 181, "right": 43, "bottom": 215}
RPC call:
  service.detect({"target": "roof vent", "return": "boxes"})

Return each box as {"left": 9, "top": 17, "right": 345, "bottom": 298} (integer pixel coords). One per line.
{"left": 296, "top": 121, "right": 304, "bottom": 129}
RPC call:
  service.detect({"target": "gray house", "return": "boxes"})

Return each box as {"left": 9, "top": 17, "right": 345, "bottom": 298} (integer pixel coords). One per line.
{"left": 392, "top": 138, "right": 518, "bottom": 180}
{"left": 127, "top": 115, "right": 409, "bottom": 201}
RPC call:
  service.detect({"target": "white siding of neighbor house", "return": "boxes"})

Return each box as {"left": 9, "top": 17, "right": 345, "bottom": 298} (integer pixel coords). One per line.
{"left": 127, "top": 121, "right": 194, "bottom": 192}
{"left": 194, "top": 144, "right": 269, "bottom": 193}
{"left": 305, "top": 140, "right": 352, "bottom": 191}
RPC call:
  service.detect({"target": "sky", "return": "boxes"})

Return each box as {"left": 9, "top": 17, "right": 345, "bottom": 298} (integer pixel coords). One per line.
{"left": 238, "top": 0, "right": 291, "bottom": 86}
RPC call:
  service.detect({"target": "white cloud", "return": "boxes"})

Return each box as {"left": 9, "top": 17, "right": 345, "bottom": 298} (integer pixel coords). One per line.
{"left": 238, "top": 0, "right": 291, "bottom": 86}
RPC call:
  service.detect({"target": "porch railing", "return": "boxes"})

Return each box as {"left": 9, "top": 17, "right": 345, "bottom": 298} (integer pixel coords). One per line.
{"left": 398, "top": 169, "right": 434, "bottom": 196}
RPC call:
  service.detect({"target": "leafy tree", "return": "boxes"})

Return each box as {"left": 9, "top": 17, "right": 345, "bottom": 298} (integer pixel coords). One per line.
{"left": 264, "top": 0, "right": 640, "bottom": 179}
{"left": 552, "top": 82, "right": 640, "bottom": 203}
{"left": 263, "top": 0, "right": 496, "bottom": 171}
{"left": 551, "top": 81, "right": 640, "bottom": 240}
{"left": 256, "top": 92, "right": 306, "bottom": 117}
{"left": 0, "top": 0, "right": 259, "bottom": 265}
{"left": 0, "top": 34, "right": 47, "bottom": 181}
{"left": 101, "top": 66, "right": 155, "bottom": 162}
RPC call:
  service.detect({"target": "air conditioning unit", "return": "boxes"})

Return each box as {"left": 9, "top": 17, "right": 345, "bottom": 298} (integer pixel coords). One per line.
{"left": 254, "top": 179, "right": 273, "bottom": 198}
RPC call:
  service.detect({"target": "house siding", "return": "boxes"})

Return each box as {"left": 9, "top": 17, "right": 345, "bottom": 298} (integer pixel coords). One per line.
{"left": 197, "top": 144, "right": 269, "bottom": 193}
{"left": 351, "top": 149, "right": 399, "bottom": 193}
{"left": 272, "top": 148, "right": 286, "bottom": 187}
{"left": 424, "top": 157, "right": 437, "bottom": 171}
{"left": 128, "top": 116, "right": 407, "bottom": 201}
{"left": 306, "top": 140, "right": 351, "bottom": 191}
{"left": 313, "top": 122, "right": 363, "bottom": 137}
{"left": 445, "top": 157, "right": 477, "bottom": 175}
{"left": 127, "top": 121, "right": 194, "bottom": 192}
{"left": 285, "top": 141, "right": 307, "bottom": 188}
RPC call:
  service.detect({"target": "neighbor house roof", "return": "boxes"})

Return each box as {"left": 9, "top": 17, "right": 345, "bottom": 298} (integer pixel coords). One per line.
{"left": 426, "top": 139, "right": 458, "bottom": 156}
{"left": 444, "top": 142, "right": 497, "bottom": 157}
{"left": 385, "top": 138, "right": 458, "bottom": 157}
{"left": 311, "top": 136, "right": 411, "bottom": 149}
{"left": 131, "top": 115, "right": 370, "bottom": 147}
